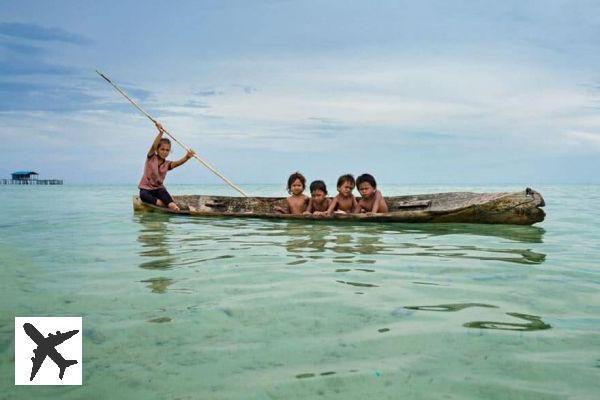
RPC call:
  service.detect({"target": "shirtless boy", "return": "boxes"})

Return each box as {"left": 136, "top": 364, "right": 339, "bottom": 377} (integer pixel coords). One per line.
{"left": 304, "top": 180, "right": 330, "bottom": 216}
{"left": 326, "top": 174, "right": 359, "bottom": 215}
{"left": 356, "top": 173, "right": 388, "bottom": 214}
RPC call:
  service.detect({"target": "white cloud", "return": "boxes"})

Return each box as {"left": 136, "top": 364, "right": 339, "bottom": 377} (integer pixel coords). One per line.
{"left": 563, "top": 131, "right": 600, "bottom": 149}
{"left": 6, "top": 53, "right": 600, "bottom": 163}
{"left": 134, "top": 55, "right": 599, "bottom": 155}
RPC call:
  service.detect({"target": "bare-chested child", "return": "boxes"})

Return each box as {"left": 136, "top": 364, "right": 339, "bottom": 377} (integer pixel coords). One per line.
{"left": 303, "top": 180, "right": 331, "bottom": 216}
{"left": 356, "top": 173, "right": 388, "bottom": 214}
{"left": 274, "top": 172, "right": 309, "bottom": 214}
{"left": 326, "top": 174, "right": 359, "bottom": 215}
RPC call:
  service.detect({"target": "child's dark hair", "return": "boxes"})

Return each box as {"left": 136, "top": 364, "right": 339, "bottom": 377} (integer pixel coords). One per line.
{"left": 286, "top": 172, "right": 306, "bottom": 194}
{"left": 356, "top": 173, "right": 377, "bottom": 189}
{"left": 158, "top": 138, "right": 171, "bottom": 148}
{"left": 337, "top": 174, "right": 355, "bottom": 188}
{"left": 309, "top": 180, "right": 328, "bottom": 195}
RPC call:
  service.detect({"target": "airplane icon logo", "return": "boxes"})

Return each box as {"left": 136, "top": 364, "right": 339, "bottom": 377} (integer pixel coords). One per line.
{"left": 23, "top": 323, "right": 79, "bottom": 381}
{"left": 15, "top": 317, "right": 83, "bottom": 385}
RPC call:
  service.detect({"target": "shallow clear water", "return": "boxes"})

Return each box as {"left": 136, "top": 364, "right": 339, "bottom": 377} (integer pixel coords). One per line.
{"left": 1, "top": 184, "right": 598, "bottom": 399}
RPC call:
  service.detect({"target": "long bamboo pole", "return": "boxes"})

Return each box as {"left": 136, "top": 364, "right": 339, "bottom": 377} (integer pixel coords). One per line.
{"left": 96, "top": 70, "right": 248, "bottom": 197}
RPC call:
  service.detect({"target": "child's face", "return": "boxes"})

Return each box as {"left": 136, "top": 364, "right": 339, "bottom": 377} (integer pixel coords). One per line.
{"left": 311, "top": 189, "right": 326, "bottom": 203}
{"left": 338, "top": 181, "right": 354, "bottom": 197}
{"left": 358, "top": 182, "right": 375, "bottom": 198}
{"left": 157, "top": 143, "right": 171, "bottom": 159}
{"left": 290, "top": 179, "right": 304, "bottom": 195}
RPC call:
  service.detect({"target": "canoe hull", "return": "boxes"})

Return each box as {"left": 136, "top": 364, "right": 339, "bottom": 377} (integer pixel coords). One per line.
{"left": 133, "top": 188, "right": 545, "bottom": 225}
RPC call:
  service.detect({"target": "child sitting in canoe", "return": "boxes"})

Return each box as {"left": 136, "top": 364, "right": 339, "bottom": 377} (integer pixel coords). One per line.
{"left": 356, "top": 173, "right": 388, "bottom": 214}
{"left": 274, "top": 172, "right": 309, "bottom": 214}
{"left": 138, "top": 122, "right": 195, "bottom": 211}
{"left": 326, "top": 174, "right": 359, "bottom": 215}
{"left": 303, "top": 180, "right": 331, "bottom": 216}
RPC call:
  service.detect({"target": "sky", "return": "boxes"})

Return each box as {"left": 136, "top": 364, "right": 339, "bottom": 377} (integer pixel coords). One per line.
{"left": 1, "top": 0, "right": 600, "bottom": 186}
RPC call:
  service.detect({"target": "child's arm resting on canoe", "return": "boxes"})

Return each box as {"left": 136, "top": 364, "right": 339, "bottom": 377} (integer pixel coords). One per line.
{"left": 370, "top": 190, "right": 387, "bottom": 213}
{"left": 169, "top": 149, "right": 195, "bottom": 170}
{"left": 325, "top": 196, "right": 339, "bottom": 216}
{"left": 274, "top": 198, "right": 291, "bottom": 214}
{"left": 303, "top": 198, "right": 314, "bottom": 215}
{"left": 352, "top": 196, "right": 360, "bottom": 213}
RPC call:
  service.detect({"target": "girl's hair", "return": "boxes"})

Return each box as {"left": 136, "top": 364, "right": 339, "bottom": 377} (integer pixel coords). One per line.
{"left": 286, "top": 172, "right": 306, "bottom": 194}
{"left": 309, "top": 180, "right": 327, "bottom": 195}
{"left": 356, "top": 173, "right": 377, "bottom": 189}
{"left": 337, "top": 174, "right": 355, "bottom": 188}
{"left": 158, "top": 138, "right": 171, "bottom": 149}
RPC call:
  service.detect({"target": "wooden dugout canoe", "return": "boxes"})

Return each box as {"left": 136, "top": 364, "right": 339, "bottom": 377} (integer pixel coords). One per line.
{"left": 133, "top": 187, "right": 545, "bottom": 225}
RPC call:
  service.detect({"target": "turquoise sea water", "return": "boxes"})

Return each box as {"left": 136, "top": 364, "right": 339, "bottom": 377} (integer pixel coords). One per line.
{"left": 1, "top": 184, "right": 598, "bottom": 399}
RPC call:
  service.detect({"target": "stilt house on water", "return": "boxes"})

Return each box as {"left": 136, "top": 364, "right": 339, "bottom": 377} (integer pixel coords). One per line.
{"left": 1, "top": 170, "right": 63, "bottom": 185}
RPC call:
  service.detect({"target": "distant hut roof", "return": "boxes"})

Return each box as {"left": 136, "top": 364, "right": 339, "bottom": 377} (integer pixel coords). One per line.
{"left": 12, "top": 170, "right": 38, "bottom": 176}
{"left": 11, "top": 171, "right": 39, "bottom": 180}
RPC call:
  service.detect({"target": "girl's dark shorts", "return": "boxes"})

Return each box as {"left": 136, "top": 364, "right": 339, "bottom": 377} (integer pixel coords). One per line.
{"left": 139, "top": 188, "right": 174, "bottom": 206}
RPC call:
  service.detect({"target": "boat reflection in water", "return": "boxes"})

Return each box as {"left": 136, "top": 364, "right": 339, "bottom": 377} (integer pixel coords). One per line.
{"left": 279, "top": 220, "right": 546, "bottom": 265}
{"left": 136, "top": 213, "right": 177, "bottom": 271}
{"left": 134, "top": 215, "right": 547, "bottom": 267}
{"left": 135, "top": 214, "right": 178, "bottom": 294}
{"left": 133, "top": 214, "right": 547, "bottom": 295}
{"left": 133, "top": 213, "right": 551, "bottom": 332}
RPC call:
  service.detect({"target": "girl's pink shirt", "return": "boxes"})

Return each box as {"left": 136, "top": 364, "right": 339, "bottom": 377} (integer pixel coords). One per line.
{"left": 138, "top": 154, "right": 172, "bottom": 190}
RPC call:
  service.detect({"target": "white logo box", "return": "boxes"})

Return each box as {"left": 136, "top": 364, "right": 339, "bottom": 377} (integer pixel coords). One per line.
{"left": 15, "top": 317, "right": 82, "bottom": 385}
